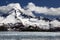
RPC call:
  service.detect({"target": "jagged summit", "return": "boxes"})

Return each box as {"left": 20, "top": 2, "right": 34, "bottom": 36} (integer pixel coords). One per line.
{"left": 8, "top": 3, "right": 22, "bottom": 10}
{"left": 0, "top": 3, "right": 24, "bottom": 24}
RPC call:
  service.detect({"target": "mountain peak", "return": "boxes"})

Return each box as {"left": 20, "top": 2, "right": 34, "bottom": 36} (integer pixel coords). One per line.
{"left": 8, "top": 3, "right": 21, "bottom": 10}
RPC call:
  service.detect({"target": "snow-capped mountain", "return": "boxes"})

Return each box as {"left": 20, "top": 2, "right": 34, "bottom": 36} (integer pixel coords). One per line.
{"left": 0, "top": 3, "right": 60, "bottom": 30}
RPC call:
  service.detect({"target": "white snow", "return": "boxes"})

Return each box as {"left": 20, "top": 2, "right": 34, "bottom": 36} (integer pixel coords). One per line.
{"left": 50, "top": 20, "right": 60, "bottom": 28}
{"left": 1, "top": 11, "right": 17, "bottom": 24}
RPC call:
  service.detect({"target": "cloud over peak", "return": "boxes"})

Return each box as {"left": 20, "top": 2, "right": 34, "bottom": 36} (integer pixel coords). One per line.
{"left": 0, "top": 3, "right": 22, "bottom": 13}
{"left": 0, "top": 2, "right": 60, "bottom": 17}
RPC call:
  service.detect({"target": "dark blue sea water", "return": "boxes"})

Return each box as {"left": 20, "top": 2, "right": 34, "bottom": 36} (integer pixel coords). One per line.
{"left": 0, "top": 32, "right": 60, "bottom": 40}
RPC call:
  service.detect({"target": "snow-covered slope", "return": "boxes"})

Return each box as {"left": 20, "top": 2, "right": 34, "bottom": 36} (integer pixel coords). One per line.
{"left": 0, "top": 3, "right": 22, "bottom": 24}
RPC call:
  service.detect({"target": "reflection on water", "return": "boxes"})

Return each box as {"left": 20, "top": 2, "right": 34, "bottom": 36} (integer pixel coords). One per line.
{"left": 0, "top": 32, "right": 60, "bottom": 40}
{"left": 0, "top": 37, "right": 60, "bottom": 40}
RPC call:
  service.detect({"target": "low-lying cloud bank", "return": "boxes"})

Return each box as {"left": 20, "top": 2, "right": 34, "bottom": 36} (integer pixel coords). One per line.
{"left": 26, "top": 2, "right": 60, "bottom": 15}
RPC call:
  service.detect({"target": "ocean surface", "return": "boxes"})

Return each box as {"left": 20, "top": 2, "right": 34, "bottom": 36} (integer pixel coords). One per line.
{"left": 0, "top": 32, "right": 60, "bottom": 40}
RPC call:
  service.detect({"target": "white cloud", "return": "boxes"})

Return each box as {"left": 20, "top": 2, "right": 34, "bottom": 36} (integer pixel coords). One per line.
{"left": 0, "top": 16, "right": 4, "bottom": 22}
{"left": 0, "top": 2, "right": 60, "bottom": 17}
{"left": 0, "top": 3, "right": 23, "bottom": 14}
{"left": 23, "top": 10, "right": 35, "bottom": 17}
{"left": 26, "top": 2, "right": 60, "bottom": 15}
{"left": 50, "top": 20, "right": 60, "bottom": 28}
{"left": 0, "top": 6, "right": 12, "bottom": 13}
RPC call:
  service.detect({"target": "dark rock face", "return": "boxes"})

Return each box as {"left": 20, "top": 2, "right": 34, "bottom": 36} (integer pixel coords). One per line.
{"left": 42, "top": 17, "right": 52, "bottom": 22}
{"left": 0, "top": 26, "right": 8, "bottom": 31}
{"left": 56, "top": 18, "right": 60, "bottom": 21}
{"left": 0, "top": 23, "right": 60, "bottom": 32}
